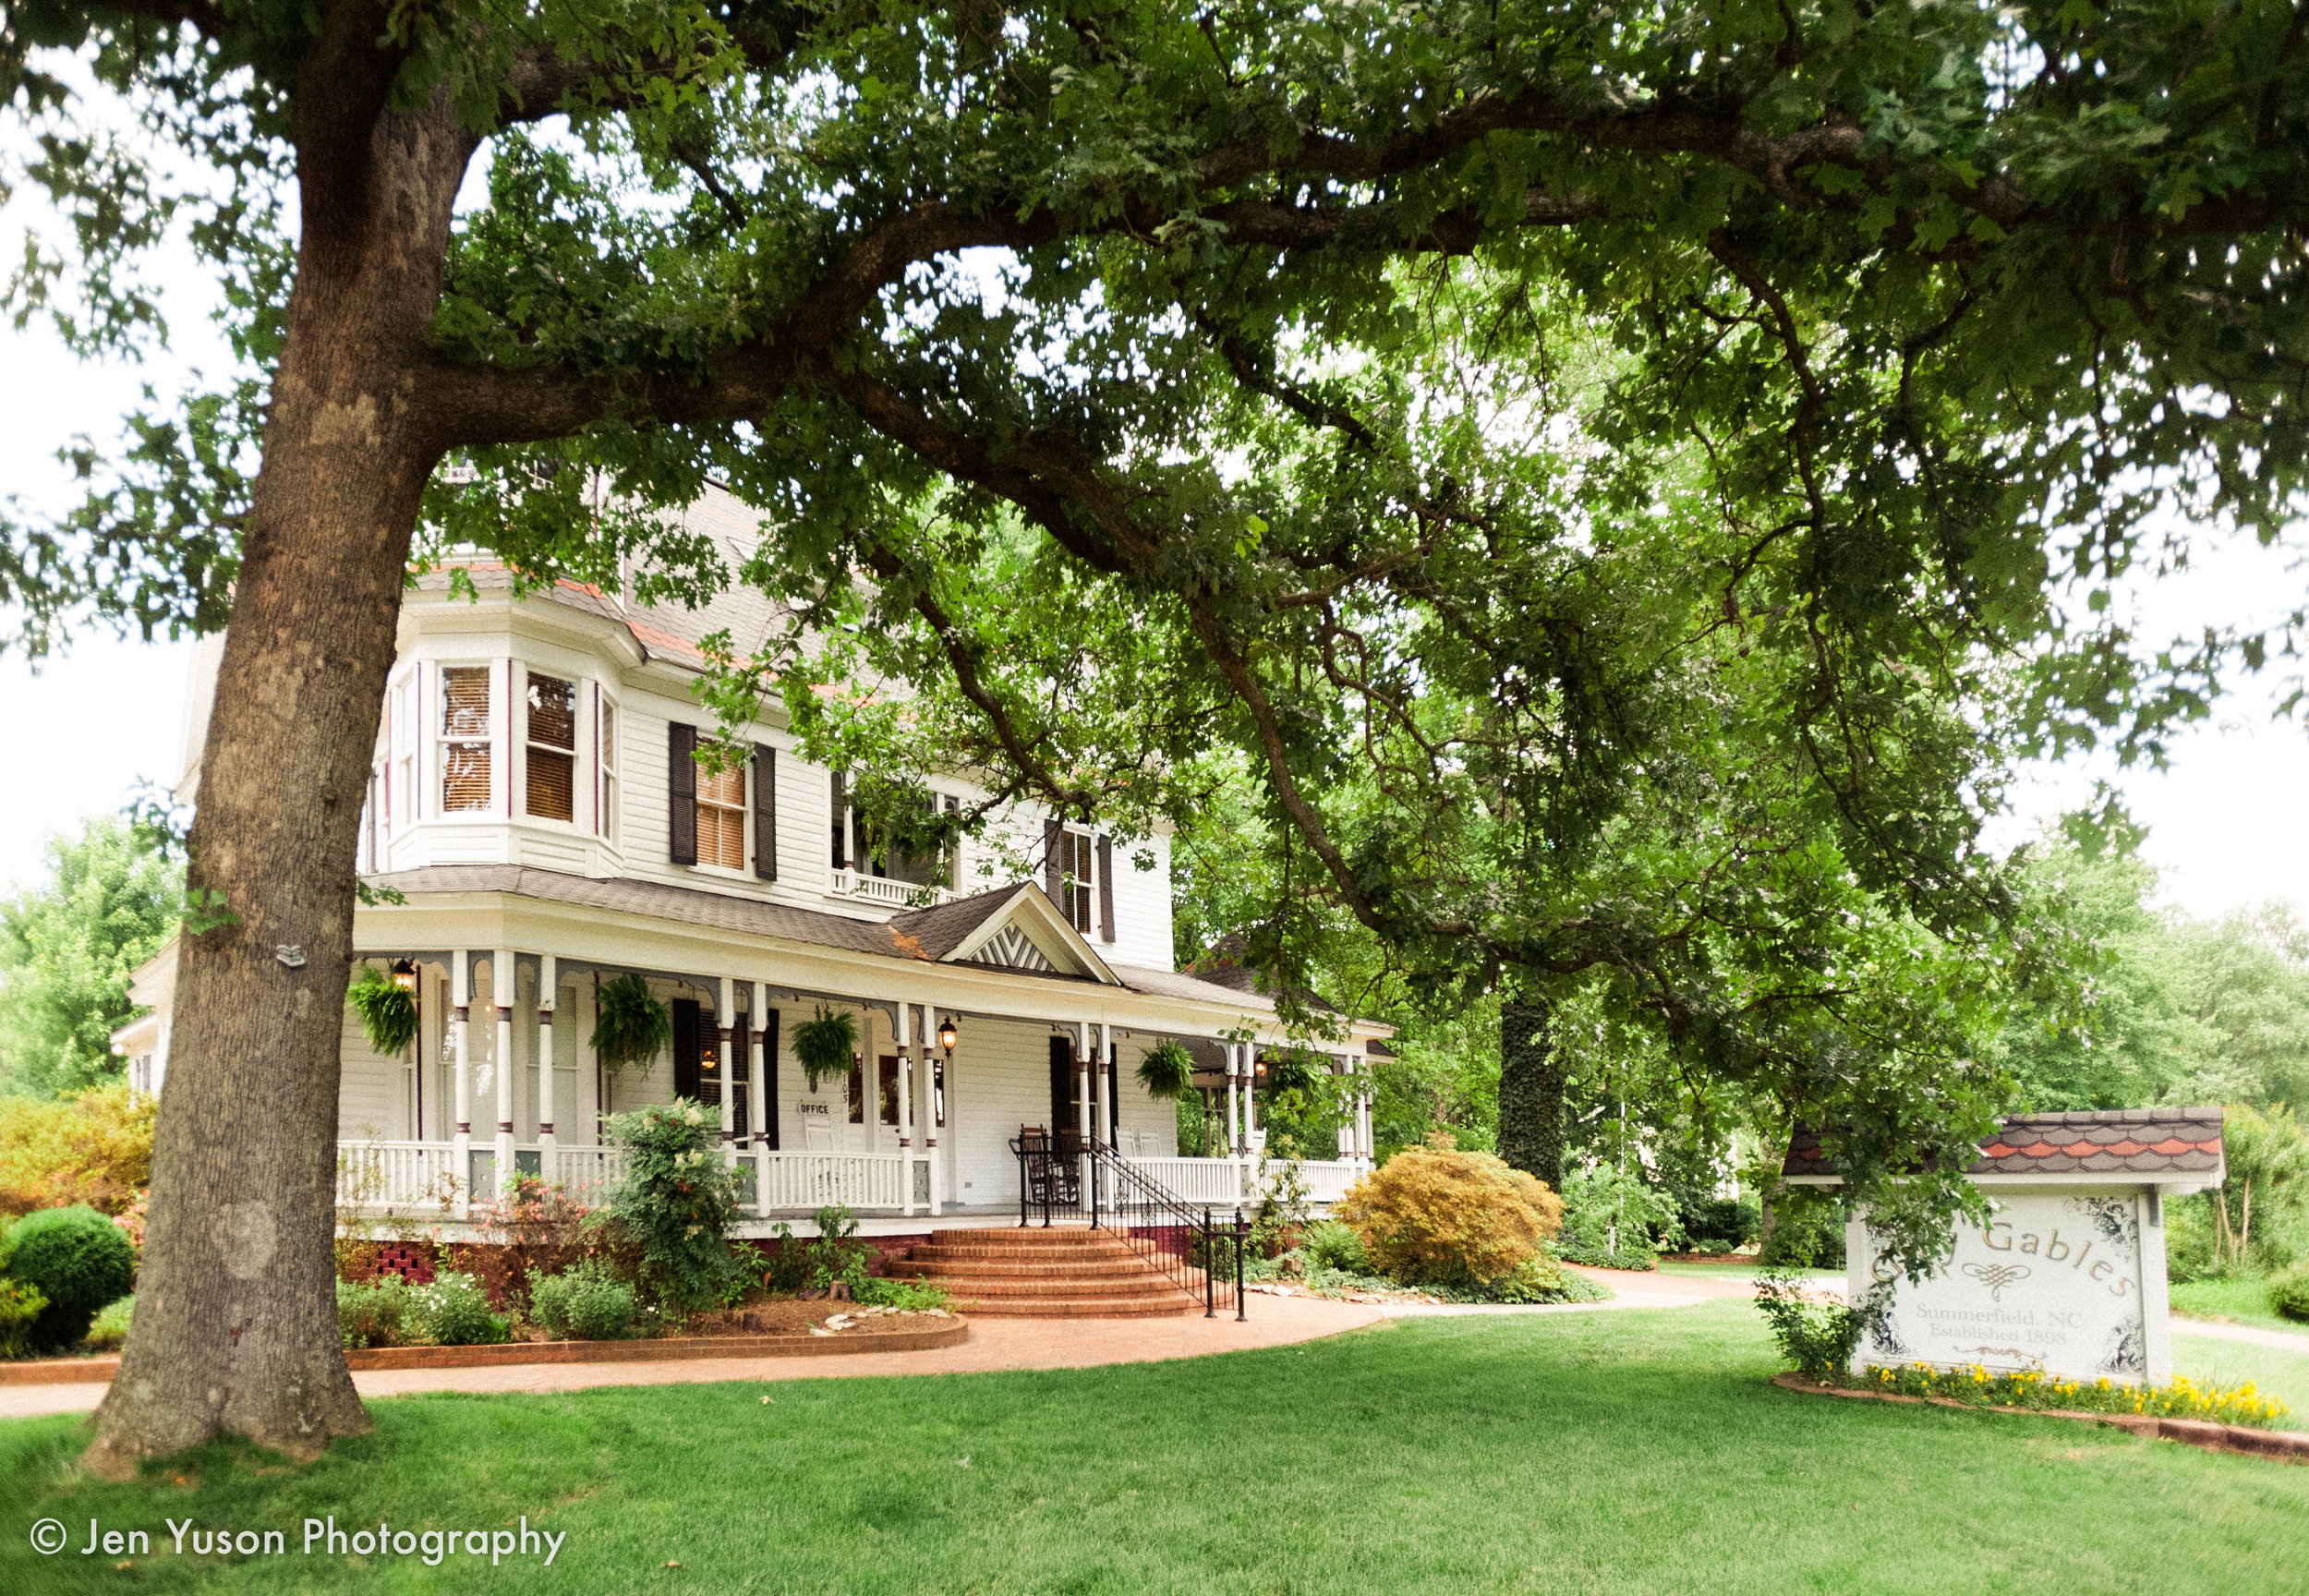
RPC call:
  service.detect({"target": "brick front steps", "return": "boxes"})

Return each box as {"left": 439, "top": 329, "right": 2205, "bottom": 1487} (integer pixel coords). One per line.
{"left": 0, "top": 1317, "right": 968, "bottom": 1384}
{"left": 1771, "top": 1372, "right": 2309, "bottom": 1463}
{"left": 899, "top": 1227, "right": 1200, "bottom": 1318}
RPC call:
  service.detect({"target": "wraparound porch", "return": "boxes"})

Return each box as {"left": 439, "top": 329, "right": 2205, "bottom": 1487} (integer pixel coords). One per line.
{"left": 333, "top": 1141, "right": 1366, "bottom": 1226}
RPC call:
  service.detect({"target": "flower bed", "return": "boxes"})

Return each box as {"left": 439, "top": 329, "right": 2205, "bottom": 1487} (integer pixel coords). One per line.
{"left": 1772, "top": 1372, "right": 2309, "bottom": 1464}
{"left": 0, "top": 1308, "right": 968, "bottom": 1384}
{"left": 1863, "top": 1361, "right": 2292, "bottom": 1429}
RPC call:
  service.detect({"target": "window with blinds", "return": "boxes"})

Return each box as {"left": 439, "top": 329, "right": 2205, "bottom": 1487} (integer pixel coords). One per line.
{"left": 598, "top": 698, "right": 619, "bottom": 841}
{"left": 697, "top": 752, "right": 746, "bottom": 869}
{"left": 440, "top": 667, "right": 493, "bottom": 812}
{"left": 525, "top": 671, "right": 577, "bottom": 822}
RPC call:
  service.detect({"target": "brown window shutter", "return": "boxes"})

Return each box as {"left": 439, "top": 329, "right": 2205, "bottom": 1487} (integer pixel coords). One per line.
{"left": 1096, "top": 833, "right": 1116, "bottom": 943}
{"left": 669, "top": 722, "right": 697, "bottom": 865}
{"left": 754, "top": 744, "right": 777, "bottom": 880}
{"left": 1044, "top": 818, "right": 1064, "bottom": 903}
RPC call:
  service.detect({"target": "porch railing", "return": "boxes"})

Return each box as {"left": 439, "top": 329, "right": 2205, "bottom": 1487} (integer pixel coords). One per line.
{"left": 1126, "top": 1155, "right": 1246, "bottom": 1204}
{"left": 828, "top": 869, "right": 960, "bottom": 909}
{"left": 756, "top": 1151, "right": 906, "bottom": 1211}
{"left": 335, "top": 1140, "right": 459, "bottom": 1210}
{"left": 1011, "top": 1132, "right": 1247, "bottom": 1319}
{"left": 1121, "top": 1155, "right": 1366, "bottom": 1206}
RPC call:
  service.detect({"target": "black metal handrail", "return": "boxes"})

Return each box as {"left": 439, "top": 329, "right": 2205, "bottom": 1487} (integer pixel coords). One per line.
{"left": 1009, "top": 1130, "right": 1246, "bottom": 1319}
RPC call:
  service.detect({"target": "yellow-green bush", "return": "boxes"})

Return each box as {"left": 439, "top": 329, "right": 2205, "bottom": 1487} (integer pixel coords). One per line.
{"left": 1334, "top": 1135, "right": 1565, "bottom": 1288}
{"left": 0, "top": 1084, "right": 153, "bottom": 1217}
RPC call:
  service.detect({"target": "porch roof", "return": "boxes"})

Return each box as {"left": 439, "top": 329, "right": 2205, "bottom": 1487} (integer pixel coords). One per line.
{"left": 353, "top": 866, "right": 1335, "bottom": 1019}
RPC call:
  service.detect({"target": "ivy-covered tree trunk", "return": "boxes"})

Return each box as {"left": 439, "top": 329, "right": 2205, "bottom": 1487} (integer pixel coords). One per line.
{"left": 84, "top": 79, "right": 473, "bottom": 1476}
{"left": 1496, "top": 997, "right": 1566, "bottom": 1192}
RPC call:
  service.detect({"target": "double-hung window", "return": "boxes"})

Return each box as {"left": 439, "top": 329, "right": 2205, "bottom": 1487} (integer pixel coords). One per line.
{"left": 697, "top": 750, "right": 746, "bottom": 869}
{"left": 525, "top": 671, "right": 578, "bottom": 822}
{"left": 597, "top": 696, "right": 620, "bottom": 841}
{"left": 440, "top": 667, "right": 493, "bottom": 812}
{"left": 1061, "top": 829, "right": 1094, "bottom": 932}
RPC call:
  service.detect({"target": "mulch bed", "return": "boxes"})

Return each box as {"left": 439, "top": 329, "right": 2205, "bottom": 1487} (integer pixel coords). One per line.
{"left": 1771, "top": 1372, "right": 2309, "bottom": 1464}
{"left": 0, "top": 1309, "right": 968, "bottom": 1384}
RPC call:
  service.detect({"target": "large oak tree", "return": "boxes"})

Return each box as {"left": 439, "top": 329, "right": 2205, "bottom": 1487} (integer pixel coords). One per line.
{"left": 2, "top": 0, "right": 2303, "bottom": 1469}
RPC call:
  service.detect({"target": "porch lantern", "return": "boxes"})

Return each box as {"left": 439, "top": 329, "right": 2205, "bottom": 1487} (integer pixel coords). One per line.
{"left": 390, "top": 959, "right": 418, "bottom": 994}
{"left": 937, "top": 1015, "right": 959, "bottom": 1055}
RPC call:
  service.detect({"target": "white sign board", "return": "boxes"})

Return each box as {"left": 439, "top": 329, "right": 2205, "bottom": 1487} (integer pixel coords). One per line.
{"left": 1852, "top": 1192, "right": 2165, "bottom": 1384}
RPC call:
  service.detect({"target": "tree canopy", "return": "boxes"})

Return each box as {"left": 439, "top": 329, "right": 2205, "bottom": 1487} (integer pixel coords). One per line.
{"left": 4, "top": 0, "right": 2308, "bottom": 1464}
{"left": 0, "top": 816, "right": 178, "bottom": 1099}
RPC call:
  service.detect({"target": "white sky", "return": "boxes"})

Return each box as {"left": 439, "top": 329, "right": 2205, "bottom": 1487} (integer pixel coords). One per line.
{"left": 0, "top": 140, "right": 2303, "bottom": 913}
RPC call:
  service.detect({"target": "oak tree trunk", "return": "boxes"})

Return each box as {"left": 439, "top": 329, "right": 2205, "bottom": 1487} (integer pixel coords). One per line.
{"left": 86, "top": 90, "right": 473, "bottom": 1474}
{"left": 1496, "top": 996, "right": 1565, "bottom": 1192}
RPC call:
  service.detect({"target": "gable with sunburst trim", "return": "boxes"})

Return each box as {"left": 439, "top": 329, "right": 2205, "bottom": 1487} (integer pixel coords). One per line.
{"left": 937, "top": 884, "right": 1118, "bottom": 983}
{"left": 969, "top": 925, "right": 1057, "bottom": 973}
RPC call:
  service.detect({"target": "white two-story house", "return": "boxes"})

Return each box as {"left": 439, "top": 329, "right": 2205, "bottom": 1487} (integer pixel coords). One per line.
{"left": 117, "top": 486, "right": 1386, "bottom": 1232}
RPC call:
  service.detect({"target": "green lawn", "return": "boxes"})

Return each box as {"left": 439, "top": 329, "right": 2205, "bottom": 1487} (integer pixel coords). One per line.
{"left": 2171, "top": 1276, "right": 2309, "bottom": 1336}
{"left": 6, "top": 1300, "right": 2307, "bottom": 1595}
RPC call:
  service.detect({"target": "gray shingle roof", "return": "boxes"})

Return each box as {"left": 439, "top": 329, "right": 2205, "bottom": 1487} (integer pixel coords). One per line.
{"left": 1783, "top": 1107, "right": 2226, "bottom": 1181}
{"left": 360, "top": 866, "right": 1282, "bottom": 1013}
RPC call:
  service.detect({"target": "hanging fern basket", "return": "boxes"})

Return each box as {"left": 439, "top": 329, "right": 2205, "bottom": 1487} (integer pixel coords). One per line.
{"left": 590, "top": 973, "right": 671, "bottom": 1075}
{"left": 1135, "top": 1039, "right": 1195, "bottom": 1101}
{"left": 792, "top": 1006, "right": 860, "bottom": 1092}
{"left": 346, "top": 964, "right": 419, "bottom": 1058}
{"left": 1264, "top": 1050, "right": 1324, "bottom": 1095}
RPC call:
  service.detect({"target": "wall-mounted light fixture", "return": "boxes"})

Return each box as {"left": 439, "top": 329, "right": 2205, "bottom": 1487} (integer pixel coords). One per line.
{"left": 390, "top": 959, "right": 418, "bottom": 994}
{"left": 937, "top": 1015, "right": 959, "bottom": 1055}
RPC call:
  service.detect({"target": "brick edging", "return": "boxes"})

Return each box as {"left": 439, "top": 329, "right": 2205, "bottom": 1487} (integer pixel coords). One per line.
{"left": 0, "top": 1318, "right": 970, "bottom": 1384}
{"left": 1769, "top": 1372, "right": 2309, "bottom": 1463}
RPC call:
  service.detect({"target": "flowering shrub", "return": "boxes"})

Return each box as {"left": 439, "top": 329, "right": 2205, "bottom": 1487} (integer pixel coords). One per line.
{"left": 111, "top": 1192, "right": 148, "bottom": 1251}
{"left": 1863, "top": 1362, "right": 2294, "bottom": 1430}
{"left": 603, "top": 1100, "right": 745, "bottom": 1312}
{"left": 412, "top": 1270, "right": 511, "bottom": 1347}
{"left": 1333, "top": 1136, "right": 1565, "bottom": 1288}
{"left": 0, "top": 1085, "right": 154, "bottom": 1217}
{"left": 465, "top": 1175, "right": 594, "bottom": 1309}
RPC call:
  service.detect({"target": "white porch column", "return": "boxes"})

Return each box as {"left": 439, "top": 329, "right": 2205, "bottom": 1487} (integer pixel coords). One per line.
{"left": 1095, "top": 1022, "right": 1113, "bottom": 1150}
{"left": 897, "top": 1001, "right": 915, "bottom": 1218}
{"left": 750, "top": 982, "right": 770, "bottom": 1217}
{"left": 452, "top": 949, "right": 472, "bottom": 1218}
{"left": 918, "top": 1001, "right": 941, "bottom": 1216}
{"left": 493, "top": 949, "right": 516, "bottom": 1198}
{"left": 1361, "top": 1079, "right": 1375, "bottom": 1168}
{"left": 1226, "top": 1041, "right": 1243, "bottom": 1203}
{"left": 718, "top": 976, "right": 737, "bottom": 1168}
{"left": 578, "top": 978, "right": 600, "bottom": 1144}
{"left": 538, "top": 955, "right": 557, "bottom": 1183}
{"left": 1243, "top": 1042, "right": 1260, "bottom": 1144}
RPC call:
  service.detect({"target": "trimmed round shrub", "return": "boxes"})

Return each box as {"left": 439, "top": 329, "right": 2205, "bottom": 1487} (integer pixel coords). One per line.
{"left": 414, "top": 1270, "right": 511, "bottom": 1347}
{"left": 2269, "top": 1261, "right": 2309, "bottom": 1324}
{"left": 527, "top": 1258, "right": 638, "bottom": 1340}
{"left": 3, "top": 1204, "right": 137, "bottom": 1351}
{"left": 1333, "top": 1142, "right": 1564, "bottom": 1289}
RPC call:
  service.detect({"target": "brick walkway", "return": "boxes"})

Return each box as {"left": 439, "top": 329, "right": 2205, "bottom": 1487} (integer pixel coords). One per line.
{"left": 0, "top": 1274, "right": 1744, "bottom": 1423}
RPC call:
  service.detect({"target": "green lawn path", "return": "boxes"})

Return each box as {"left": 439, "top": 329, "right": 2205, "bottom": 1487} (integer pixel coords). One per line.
{"left": 5, "top": 1300, "right": 2306, "bottom": 1595}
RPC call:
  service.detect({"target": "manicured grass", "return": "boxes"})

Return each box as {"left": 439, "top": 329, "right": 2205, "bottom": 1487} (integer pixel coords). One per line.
{"left": 6, "top": 1301, "right": 2308, "bottom": 1595}
{"left": 2171, "top": 1276, "right": 2309, "bottom": 1336}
